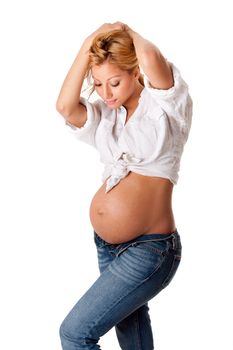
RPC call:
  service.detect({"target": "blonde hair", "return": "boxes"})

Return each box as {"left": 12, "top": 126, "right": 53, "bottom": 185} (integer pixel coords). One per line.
{"left": 86, "top": 29, "right": 144, "bottom": 93}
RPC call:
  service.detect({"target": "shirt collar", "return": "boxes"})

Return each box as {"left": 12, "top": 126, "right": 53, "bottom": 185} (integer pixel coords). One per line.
{"left": 117, "top": 87, "right": 147, "bottom": 126}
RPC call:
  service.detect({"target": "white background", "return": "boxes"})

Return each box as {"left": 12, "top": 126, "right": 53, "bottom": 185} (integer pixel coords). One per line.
{"left": 0, "top": 0, "right": 232, "bottom": 349}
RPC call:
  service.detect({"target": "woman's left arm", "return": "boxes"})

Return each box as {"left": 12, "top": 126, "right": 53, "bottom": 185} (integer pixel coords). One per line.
{"left": 125, "top": 25, "right": 174, "bottom": 90}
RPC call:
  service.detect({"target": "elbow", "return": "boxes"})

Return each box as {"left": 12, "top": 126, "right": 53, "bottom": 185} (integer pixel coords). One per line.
{"left": 143, "top": 51, "right": 174, "bottom": 90}
{"left": 56, "top": 100, "right": 71, "bottom": 120}
{"left": 56, "top": 99, "right": 65, "bottom": 115}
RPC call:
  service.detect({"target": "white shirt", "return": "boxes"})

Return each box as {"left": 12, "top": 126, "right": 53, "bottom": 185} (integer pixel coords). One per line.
{"left": 66, "top": 63, "right": 193, "bottom": 193}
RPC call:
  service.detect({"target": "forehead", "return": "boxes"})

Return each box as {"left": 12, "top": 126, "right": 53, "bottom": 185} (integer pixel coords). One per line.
{"left": 91, "top": 61, "right": 126, "bottom": 80}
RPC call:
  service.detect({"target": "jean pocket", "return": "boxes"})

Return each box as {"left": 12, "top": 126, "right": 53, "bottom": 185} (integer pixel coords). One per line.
{"left": 135, "top": 240, "right": 169, "bottom": 256}
{"left": 110, "top": 241, "right": 168, "bottom": 285}
{"left": 162, "top": 254, "right": 181, "bottom": 288}
{"left": 116, "top": 239, "right": 169, "bottom": 257}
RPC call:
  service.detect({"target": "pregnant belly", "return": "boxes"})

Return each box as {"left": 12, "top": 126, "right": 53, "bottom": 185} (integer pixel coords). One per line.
{"left": 89, "top": 172, "right": 175, "bottom": 244}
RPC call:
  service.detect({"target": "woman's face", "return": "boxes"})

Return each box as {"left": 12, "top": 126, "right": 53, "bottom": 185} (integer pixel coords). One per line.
{"left": 91, "top": 61, "right": 140, "bottom": 109}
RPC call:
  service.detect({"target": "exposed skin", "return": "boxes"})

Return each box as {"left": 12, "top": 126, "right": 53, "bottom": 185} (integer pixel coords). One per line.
{"left": 91, "top": 62, "right": 144, "bottom": 122}
{"left": 56, "top": 22, "right": 176, "bottom": 244}
{"left": 89, "top": 173, "right": 176, "bottom": 244}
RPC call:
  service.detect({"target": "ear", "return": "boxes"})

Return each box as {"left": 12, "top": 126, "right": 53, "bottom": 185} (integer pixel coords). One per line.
{"left": 133, "top": 66, "right": 141, "bottom": 79}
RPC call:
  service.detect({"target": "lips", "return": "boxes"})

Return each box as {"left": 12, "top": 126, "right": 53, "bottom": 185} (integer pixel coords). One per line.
{"left": 105, "top": 99, "right": 117, "bottom": 106}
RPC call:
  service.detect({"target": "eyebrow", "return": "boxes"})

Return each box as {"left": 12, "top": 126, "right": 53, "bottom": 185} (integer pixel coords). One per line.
{"left": 92, "top": 74, "right": 121, "bottom": 82}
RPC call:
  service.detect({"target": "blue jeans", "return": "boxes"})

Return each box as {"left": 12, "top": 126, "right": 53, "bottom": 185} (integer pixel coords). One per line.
{"left": 60, "top": 230, "right": 182, "bottom": 349}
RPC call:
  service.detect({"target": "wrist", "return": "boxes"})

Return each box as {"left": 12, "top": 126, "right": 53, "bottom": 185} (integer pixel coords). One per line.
{"left": 80, "top": 35, "right": 94, "bottom": 56}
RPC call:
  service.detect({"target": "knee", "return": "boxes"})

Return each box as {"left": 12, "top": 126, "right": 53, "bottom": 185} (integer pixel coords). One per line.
{"left": 59, "top": 318, "right": 70, "bottom": 343}
{"left": 59, "top": 316, "right": 99, "bottom": 348}
{"left": 59, "top": 316, "right": 80, "bottom": 344}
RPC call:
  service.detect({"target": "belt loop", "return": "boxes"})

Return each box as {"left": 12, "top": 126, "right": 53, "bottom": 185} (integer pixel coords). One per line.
{"left": 172, "top": 233, "right": 176, "bottom": 250}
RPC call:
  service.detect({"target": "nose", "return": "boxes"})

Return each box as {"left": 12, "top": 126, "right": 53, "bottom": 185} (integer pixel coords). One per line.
{"left": 103, "top": 85, "right": 113, "bottom": 100}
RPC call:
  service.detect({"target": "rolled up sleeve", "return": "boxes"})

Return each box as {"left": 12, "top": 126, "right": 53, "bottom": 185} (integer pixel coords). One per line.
{"left": 144, "top": 63, "right": 193, "bottom": 141}
{"left": 65, "top": 97, "right": 101, "bottom": 148}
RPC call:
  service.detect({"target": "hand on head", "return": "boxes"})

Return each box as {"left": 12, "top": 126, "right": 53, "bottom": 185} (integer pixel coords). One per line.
{"left": 91, "top": 22, "right": 132, "bottom": 39}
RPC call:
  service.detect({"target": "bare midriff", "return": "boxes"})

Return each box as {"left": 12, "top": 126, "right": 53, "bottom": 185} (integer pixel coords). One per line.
{"left": 89, "top": 172, "right": 176, "bottom": 244}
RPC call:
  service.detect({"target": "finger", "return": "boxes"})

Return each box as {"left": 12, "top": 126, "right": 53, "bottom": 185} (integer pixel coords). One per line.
{"left": 112, "top": 21, "right": 125, "bottom": 30}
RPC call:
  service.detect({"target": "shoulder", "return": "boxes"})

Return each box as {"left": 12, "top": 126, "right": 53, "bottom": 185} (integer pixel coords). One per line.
{"left": 139, "top": 88, "right": 165, "bottom": 122}
{"left": 142, "top": 63, "right": 192, "bottom": 135}
{"left": 143, "top": 63, "right": 189, "bottom": 99}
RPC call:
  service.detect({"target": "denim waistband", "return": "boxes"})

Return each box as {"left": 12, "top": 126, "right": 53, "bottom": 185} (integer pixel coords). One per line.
{"left": 94, "top": 229, "right": 180, "bottom": 246}
{"left": 94, "top": 229, "right": 181, "bottom": 256}
{"left": 131, "top": 230, "right": 179, "bottom": 242}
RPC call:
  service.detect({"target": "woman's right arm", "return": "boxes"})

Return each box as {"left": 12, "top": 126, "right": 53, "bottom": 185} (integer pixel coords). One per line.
{"left": 56, "top": 36, "right": 93, "bottom": 128}
{"left": 56, "top": 22, "right": 125, "bottom": 128}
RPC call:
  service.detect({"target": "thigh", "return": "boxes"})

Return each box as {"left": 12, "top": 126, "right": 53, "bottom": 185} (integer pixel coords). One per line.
{"left": 61, "top": 237, "right": 179, "bottom": 341}
{"left": 60, "top": 266, "right": 139, "bottom": 342}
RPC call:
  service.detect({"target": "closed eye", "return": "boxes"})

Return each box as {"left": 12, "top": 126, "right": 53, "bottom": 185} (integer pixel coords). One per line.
{"left": 111, "top": 82, "right": 120, "bottom": 87}
{"left": 94, "top": 82, "right": 120, "bottom": 88}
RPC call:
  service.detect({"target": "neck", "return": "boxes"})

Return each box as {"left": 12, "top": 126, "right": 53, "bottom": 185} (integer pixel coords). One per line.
{"left": 123, "top": 82, "right": 144, "bottom": 119}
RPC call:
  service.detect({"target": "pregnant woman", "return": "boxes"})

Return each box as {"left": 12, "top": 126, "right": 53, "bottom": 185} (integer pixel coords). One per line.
{"left": 56, "top": 22, "right": 192, "bottom": 350}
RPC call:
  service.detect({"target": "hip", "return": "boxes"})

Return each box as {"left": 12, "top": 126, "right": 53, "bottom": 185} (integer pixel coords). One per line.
{"left": 94, "top": 229, "right": 182, "bottom": 289}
